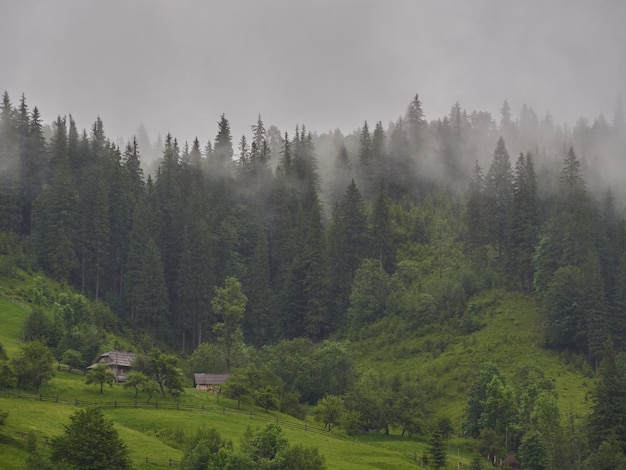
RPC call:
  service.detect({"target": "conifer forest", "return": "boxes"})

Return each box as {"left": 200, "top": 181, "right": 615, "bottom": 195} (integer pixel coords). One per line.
{"left": 2, "top": 87, "right": 626, "bottom": 468}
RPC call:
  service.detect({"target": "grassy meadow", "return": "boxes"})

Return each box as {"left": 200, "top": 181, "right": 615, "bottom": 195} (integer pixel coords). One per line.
{"left": 0, "top": 273, "right": 592, "bottom": 469}
{"left": 353, "top": 289, "right": 592, "bottom": 425}
{"left": 0, "top": 297, "right": 438, "bottom": 469}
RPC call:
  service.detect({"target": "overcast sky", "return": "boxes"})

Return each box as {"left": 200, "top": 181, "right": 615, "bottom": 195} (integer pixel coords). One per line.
{"left": 2, "top": 0, "right": 625, "bottom": 145}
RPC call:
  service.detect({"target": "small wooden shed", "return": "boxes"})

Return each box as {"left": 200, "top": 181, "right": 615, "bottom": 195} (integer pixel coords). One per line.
{"left": 194, "top": 373, "right": 230, "bottom": 393}
{"left": 87, "top": 350, "right": 136, "bottom": 382}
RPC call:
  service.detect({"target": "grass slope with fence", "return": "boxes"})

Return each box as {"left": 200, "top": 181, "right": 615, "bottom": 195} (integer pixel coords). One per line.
{"left": 0, "top": 294, "right": 438, "bottom": 469}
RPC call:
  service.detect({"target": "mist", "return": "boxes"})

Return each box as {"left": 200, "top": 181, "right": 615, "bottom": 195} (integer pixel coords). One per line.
{"left": 1, "top": 1, "right": 625, "bottom": 143}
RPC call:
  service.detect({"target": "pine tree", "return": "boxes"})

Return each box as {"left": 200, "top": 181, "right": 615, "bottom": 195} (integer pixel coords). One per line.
{"left": 242, "top": 218, "right": 273, "bottom": 346}
{"left": 588, "top": 340, "right": 626, "bottom": 452}
{"left": 370, "top": 182, "right": 395, "bottom": 273}
{"left": 33, "top": 117, "right": 78, "bottom": 281}
{"left": 428, "top": 430, "right": 447, "bottom": 470}
{"left": 557, "top": 146, "right": 594, "bottom": 267}
{"left": 484, "top": 137, "right": 513, "bottom": 264}
{"left": 282, "top": 179, "right": 329, "bottom": 339}
{"left": 134, "top": 238, "right": 169, "bottom": 338}
{"left": 405, "top": 93, "right": 426, "bottom": 155}
{"left": 327, "top": 180, "right": 370, "bottom": 328}
{"left": 155, "top": 134, "right": 184, "bottom": 328}
{"left": 466, "top": 161, "right": 486, "bottom": 260}
{"left": 370, "top": 121, "right": 387, "bottom": 191}
{"left": 214, "top": 114, "right": 234, "bottom": 163}
{"left": 123, "top": 137, "right": 144, "bottom": 201}
{"left": 357, "top": 121, "right": 373, "bottom": 197}
{"left": 0, "top": 91, "right": 21, "bottom": 233}
{"left": 176, "top": 220, "right": 215, "bottom": 351}
{"left": 278, "top": 132, "right": 293, "bottom": 175}
{"left": 507, "top": 152, "right": 539, "bottom": 291}
{"left": 387, "top": 119, "right": 413, "bottom": 200}
{"left": 124, "top": 192, "right": 158, "bottom": 324}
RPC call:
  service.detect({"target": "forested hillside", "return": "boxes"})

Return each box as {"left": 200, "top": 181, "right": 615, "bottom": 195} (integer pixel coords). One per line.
{"left": 2, "top": 90, "right": 626, "bottom": 468}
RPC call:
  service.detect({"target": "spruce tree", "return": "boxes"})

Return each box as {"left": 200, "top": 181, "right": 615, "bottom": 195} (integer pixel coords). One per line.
{"left": 134, "top": 238, "right": 169, "bottom": 338}
{"left": 405, "top": 93, "right": 426, "bottom": 155}
{"left": 466, "top": 161, "right": 486, "bottom": 260}
{"left": 176, "top": 219, "right": 215, "bottom": 351}
{"left": 588, "top": 340, "right": 626, "bottom": 452}
{"left": 484, "top": 137, "right": 513, "bottom": 264}
{"left": 357, "top": 121, "right": 373, "bottom": 196}
{"left": 0, "top": 91, "right": 21, "bottom": 233}
{"left": 428, "top": 430, "right": 447, "bottom": 470}
{"left": 327, "top": 180, "right": 369, "bottom": 328}
{"left": 33, "top": 117, "right": 78, "bottom": 281}
{"left": 507, "top": 152, "right": 539, "bottom": 292}
{"left": 370, "top": 182, "right": 395, "bottom": 273}
{"left": 214, "top": 113, "right": 234, "bottom": 163}
{"left": 387, "top": 119, "right": 413, "bottom": 200}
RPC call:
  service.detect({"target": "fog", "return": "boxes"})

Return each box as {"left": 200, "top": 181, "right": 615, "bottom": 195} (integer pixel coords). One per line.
{"left": 1, "top": 0, "right": 624, "bottom": 145}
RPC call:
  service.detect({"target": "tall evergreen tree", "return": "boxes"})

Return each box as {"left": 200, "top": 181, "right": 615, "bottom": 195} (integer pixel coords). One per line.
{"left": 405, "top": 93, "right": 426, "bottom": 156}
{"left": 329, "top": 144, "right": 352, "bottom": 206}
{"left": 176, "top": 219, "right": 215, "bottom": 351}
{"left": 0, "top": 91, "right": 21, "bottom": 232}
{"left": 134, "top": 237, "right": 169, "bottom": 339}
{"left": 370, "top": 121, "right": 387, "bottom": 192}
{"left": 484, "top": 137, "right": 513, "bottom": 263}
{"left": 327, "top": 180, "right": 370, "bottom": 328}
{"left": 357, "top": 121, "right": 373, "bottom": 196}
{"left": 214, "top": 114, "right": 234, "bottom": 164}
{"left": 282, "top": 179, "right": 329, "bottom": 339}
{"left": 33, "top": 117, "right": 78, "bottom": 281}
{"left": 507, "top": 152, "right": 539, "bottom": 291}
{"left": 466, "top": 161, "right": 486, "bottom": 260}
{"left": 155, "top": 134, "right": 184, "bottom": 328}
{"left": 387, "top": 119, "right": 413, "bottom": 200}
{"left": 370, "top": 182, "right": 395, "bottom": 273}
{"left": 588, "top": 340, "right": 626, "bottom": 452}
{"left": 242, "top": 217, "right": 273, "bottom": 346}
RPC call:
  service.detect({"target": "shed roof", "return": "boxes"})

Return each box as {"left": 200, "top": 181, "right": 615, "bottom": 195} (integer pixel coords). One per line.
{"left": 194, "top": 373, "right": 230, "bottom": 385}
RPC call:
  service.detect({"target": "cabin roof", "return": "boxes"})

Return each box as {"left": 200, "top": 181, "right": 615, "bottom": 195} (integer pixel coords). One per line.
{"left": 87, "top": 351, "right": 136, "bottom": 369}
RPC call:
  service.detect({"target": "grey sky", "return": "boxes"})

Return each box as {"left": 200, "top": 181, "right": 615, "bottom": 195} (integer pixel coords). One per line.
{"left": 2, "top": 0, "right": 625, "bottom": 145}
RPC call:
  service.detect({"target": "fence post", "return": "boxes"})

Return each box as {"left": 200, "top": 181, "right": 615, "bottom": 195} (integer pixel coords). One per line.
{"left": 39, "top": 394, "right": 42, "bottom": 401}
{"left": 202, "top": 405, "right": 204, "bottom": 412}
{"left": 74, "top": 398, "right": 79, "bottom": 406}
{"left": 56, "top": 394, "right": 59, "bottom": 402}
{"left": 114, "top": 400, "right": 117, "bottom": 408}
{"left": 304, "top": 424, "right": 307, "bottom": 431}
{"left": 155, "top": 401, "right": 158, "bottom": 409}
{"left": 176, "top": 402, "right": 179, "bottom": 410}
{"left": 134, "top": 400, "right": 137, "bottom": 408}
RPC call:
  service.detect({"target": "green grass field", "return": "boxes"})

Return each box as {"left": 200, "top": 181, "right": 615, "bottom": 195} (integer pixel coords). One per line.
{"left": 354, "top": 290, "right": 592, "bottom": 426}
{"left": 0, "top": 297, "right": 29, "bottom": 354}
{"left": 0, "top": 273, "right": 591, "bottom": 469}
{"left": 0, "top": 318, "right": 435, "bottom": 469}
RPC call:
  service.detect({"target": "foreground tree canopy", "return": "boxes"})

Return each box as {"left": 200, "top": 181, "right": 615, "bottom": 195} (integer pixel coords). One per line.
{"left": 50, "top": 407, "right": 131, "bottom": 470}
